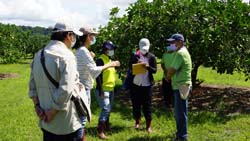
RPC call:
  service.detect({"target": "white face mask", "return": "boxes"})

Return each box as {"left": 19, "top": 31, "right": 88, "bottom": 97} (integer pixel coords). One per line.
{"left": 166, "top": 44, "right": 177, "bottom": 51}
{"left": 90, "top": 36, "right": 96, "bottom": 45}
{"left": 71, "top": 39, "right": 76, "bottom": 48}
{"left": 108, "top": 50, "right": 114, "bottom": 56}
{"left": 140, "top": 49, "right": 148, "bottom": 55}
{"left": 169, "top": 43, "right": 177, "bottom": 50}
{"left": 70, "top": 34, "right": 76, "bottom": 48}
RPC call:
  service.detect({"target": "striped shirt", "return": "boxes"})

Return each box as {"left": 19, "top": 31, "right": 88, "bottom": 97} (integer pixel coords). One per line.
{"left": 76, "top": 46, "right": 103, "bottom": 89}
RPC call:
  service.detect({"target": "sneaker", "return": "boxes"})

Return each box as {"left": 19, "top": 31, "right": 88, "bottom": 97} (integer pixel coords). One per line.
{"left": 135, "top": 123, "right": 140, "bottom": 129}
{"left": 146, "top": 127, "right": 152, "bottom": 133}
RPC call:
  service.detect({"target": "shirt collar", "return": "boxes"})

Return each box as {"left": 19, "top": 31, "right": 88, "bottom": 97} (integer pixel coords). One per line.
{"left": 101, "top": 54, "right": 110, "bottom": 60}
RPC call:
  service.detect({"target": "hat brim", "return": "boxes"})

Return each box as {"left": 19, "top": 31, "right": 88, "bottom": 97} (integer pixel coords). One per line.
{"left": 105, "top": 44, "right": 117, "bottom": 50}
{"left": 109, "top": 45, "right": 117, "bottom": 50}
{"left": 166, "top": 38, "right": 175, "bottom": 42}
{"left": 73, "top": 29, "right": 83, "bottom": 36}
{"left": 90, "top": 31, "right": 99, "bottom": 36}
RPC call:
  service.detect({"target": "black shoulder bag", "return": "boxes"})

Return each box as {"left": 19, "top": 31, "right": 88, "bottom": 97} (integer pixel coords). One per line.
{"left": 40, "top": 49, "right": 90, "bottom": 121}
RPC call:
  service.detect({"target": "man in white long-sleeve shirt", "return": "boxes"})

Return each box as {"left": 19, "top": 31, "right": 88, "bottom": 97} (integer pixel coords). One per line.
{"left": 29, "top": 20, "right": 88, "bottom": 141}
{"left": 73, "top": 26, "right": 120, "bottom": 140}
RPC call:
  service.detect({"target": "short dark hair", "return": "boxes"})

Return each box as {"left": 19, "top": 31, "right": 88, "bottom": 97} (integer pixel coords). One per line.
{"left": 73, "top": 34, "right": 88, "bottom": 49}
{"left": 51, "top": 32, "right": 68, "bottom": 41}
{"left": 50, "top": 28, "right": 72, "bottom": 41}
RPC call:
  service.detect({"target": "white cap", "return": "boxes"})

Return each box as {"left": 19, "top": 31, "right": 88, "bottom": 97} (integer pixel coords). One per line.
{"left": 53, "top": 21, "right": 83, "bottom": 36}
{"left": 139, "top": 38, "right": 150, "bottom": 51}
{"left": 80, "top": 26, "right": 99, "bottom": 35}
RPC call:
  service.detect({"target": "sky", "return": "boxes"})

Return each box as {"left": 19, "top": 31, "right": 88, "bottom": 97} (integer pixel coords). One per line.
{"left": 0, "top": 0, "right": 139, "bottom": 29}
{"left": 0, "top": 0, "right": 249, "bottom": 29}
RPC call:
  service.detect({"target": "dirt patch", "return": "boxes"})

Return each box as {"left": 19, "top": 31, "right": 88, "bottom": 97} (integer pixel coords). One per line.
{"left": 0, "top": 73, "right": 20, "bottom": 79}
{"left": 189, "top": 84, "right": 250, "bottom": 115}
{"left": 116, "top": 81, "right": 250, "bottom": 115}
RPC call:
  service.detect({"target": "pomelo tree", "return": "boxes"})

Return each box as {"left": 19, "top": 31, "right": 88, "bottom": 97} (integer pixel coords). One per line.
{"left": 94, "top": 0, "right": 250, "bottom": 84}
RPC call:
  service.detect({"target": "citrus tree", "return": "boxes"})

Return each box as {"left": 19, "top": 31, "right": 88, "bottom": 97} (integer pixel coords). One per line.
{"left": 0, "top": 23, "right": 49, "bottom": 63}
{"left": 95, "top": 0, "right": 250, "bottom": 84}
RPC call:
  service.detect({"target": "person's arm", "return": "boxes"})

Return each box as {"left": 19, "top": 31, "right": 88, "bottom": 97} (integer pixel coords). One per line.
{"left": 166, "top": 53, "right": 182, "bottom": 81}
{"left": 50, "top": 57, "right": 77, "bottom": 111}
{"left": 161, "top": 63, "right": 168, "bottom": 78}
{"left": 146, "top": 54, "right": 157, "bottom": 74}
{"left": 166, "top": 68, "right": 177, "bottom": 81}
{"left": 77, "top": 49, "right": 103, "bottom": 79}
{"left": 78, "top": 49, "right": 120, "bottom": 79}
{"left": 95, "top": 58, "right": 104, "bottom": 97}
{"left": 29, "top": 60, "right": 38, "bottom": 101}
{"left": 161, "top": 63, "right": 166, "bottom": 71}
{"left": 29, "top": 59, "right": 46, "bottom": 120}
{"left": 102, "top": 61, "right": 120, "bottom": 70}
{"left": 128, "top": 53, "right": 135, "bottom": 70}
{"left": 88, "top": 61, "right": 120, "bottom": 79}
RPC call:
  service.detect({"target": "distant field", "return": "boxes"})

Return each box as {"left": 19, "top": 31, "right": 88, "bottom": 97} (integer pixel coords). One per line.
{"left": 0, "top": 62, "right": 249, "bottom": 141}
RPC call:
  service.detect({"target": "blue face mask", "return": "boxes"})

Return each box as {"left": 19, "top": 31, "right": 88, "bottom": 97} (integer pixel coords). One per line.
{"left": 166, "top": 44, "right": 177, "bottom": 51}
{"left": 90, "top": 36, "right": 96, "bottom": 45}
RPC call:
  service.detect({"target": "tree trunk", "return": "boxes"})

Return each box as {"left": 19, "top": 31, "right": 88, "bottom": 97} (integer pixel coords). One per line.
{"left": 191, "top": 63, "right": 202, "bottom": 87}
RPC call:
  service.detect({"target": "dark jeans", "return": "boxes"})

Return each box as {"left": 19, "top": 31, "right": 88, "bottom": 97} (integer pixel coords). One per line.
{"left": 130, "top": 84, "right": 152, "bottom": 121}
{"left": 174, "top": 90, "right": 188, "bottom": 139}
{"left": 161, "top": 78, "right": 174, "bottom": 108}
{"left": 42, "top": 128, "right": 82, "bottom": 141}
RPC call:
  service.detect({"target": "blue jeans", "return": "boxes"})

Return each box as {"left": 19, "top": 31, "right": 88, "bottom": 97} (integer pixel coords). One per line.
{"left": 81, "top": 89, "right": 91, "bottom": 128}
{"left": 174, "top": 89, "right": 188, "bottom": 139}
{"left": 77, "top": 89, "right": 91, "bottom": 138}
{"left": 95, "top": 90, "right": 114, "bottom": 122}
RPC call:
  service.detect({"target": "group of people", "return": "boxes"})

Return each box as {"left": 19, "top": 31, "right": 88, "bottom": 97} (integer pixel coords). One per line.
{"left": 28, "top": 20, "right": 192, "bottom": 141}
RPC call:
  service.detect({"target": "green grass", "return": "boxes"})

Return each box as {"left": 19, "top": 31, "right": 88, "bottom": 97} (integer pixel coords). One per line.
{"left": 0, "top": 63, "right": 42, "bottom": 140}
{"left": 197, "top": 66, "right": 249, "bottom": 88}
{"left": 0, "top": 62, "right": 249, "bottom": 141}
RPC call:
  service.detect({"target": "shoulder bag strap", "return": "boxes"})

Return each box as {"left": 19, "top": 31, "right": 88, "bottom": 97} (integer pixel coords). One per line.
{"left": 40, "top": 49, "right": 59, "bottom": 89}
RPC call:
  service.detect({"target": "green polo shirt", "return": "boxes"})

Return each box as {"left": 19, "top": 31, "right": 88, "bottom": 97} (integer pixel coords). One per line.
{"left": 171, "top": 47, "right": 192, "bottom": 90}
{"left": 161, "top": 52, "right": 175, "bottom": 77}
{"left": 99, "top": 54, "right": 116, "bottom": 91}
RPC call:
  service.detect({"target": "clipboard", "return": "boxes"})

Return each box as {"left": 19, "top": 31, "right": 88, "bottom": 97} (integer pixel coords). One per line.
{"left": 132, "top": 63, "right": 147, "bottom": 75}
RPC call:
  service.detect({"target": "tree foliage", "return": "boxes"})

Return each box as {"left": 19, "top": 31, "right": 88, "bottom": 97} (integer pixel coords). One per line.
{"left": 0, "top": 23, "right": 49, "bottom": 63}
{"left": 95, "top": 0, "right": 250, "bottom": 83}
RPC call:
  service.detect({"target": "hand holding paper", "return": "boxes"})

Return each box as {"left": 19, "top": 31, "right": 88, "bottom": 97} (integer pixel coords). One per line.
{"left": 132, "top": 63, "right": 147, "bottom": 75}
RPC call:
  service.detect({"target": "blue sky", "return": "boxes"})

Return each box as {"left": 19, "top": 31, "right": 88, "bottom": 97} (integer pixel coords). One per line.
{"left": 0, "top": 0, "right": 248, "bottom": 29}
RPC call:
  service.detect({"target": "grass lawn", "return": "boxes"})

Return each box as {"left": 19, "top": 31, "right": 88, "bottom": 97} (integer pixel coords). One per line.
{"left": 197, "top": 66, "right": 249, "bottom": 88}
{"left": 0, "top": 62, "right": 249, "bottom": 141}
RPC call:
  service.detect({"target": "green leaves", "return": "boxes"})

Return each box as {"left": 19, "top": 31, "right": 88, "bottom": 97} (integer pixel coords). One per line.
{"left": 98, "top": 0, "right": 250, "bottom": 82}
{"left": 0, "top": 23, "right": 49, "bottom": 63}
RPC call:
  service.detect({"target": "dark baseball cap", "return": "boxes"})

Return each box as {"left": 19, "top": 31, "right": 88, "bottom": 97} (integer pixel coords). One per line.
{"left": 167, "top": 33, "right": 184, "bottom": 42}
{"left": 102, "top": 41, "right": 117, "bottom": 50}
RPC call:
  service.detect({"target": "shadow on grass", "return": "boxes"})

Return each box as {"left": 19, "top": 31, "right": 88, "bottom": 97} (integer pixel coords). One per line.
{"left": 188, "top": 111, "right": 234, "bottom": 125}
{"left": 90, "top": 82, "right": 250, "bottom": 127}
{"left": 86, "top": 125, "right": 126, "bottom": 138}
{"left": 89, "top": 87, "right": 133, "bottom": 121}
{"left": 128, "top": 134, "right": 175, "bottom": 141}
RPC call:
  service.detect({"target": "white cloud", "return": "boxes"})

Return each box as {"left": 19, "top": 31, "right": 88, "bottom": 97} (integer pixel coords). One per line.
{"left": 0, "top": 0, "right": 137, "bottom": 28}
{"left": 0, "top": 0, "right": 68, "bottom": 27}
